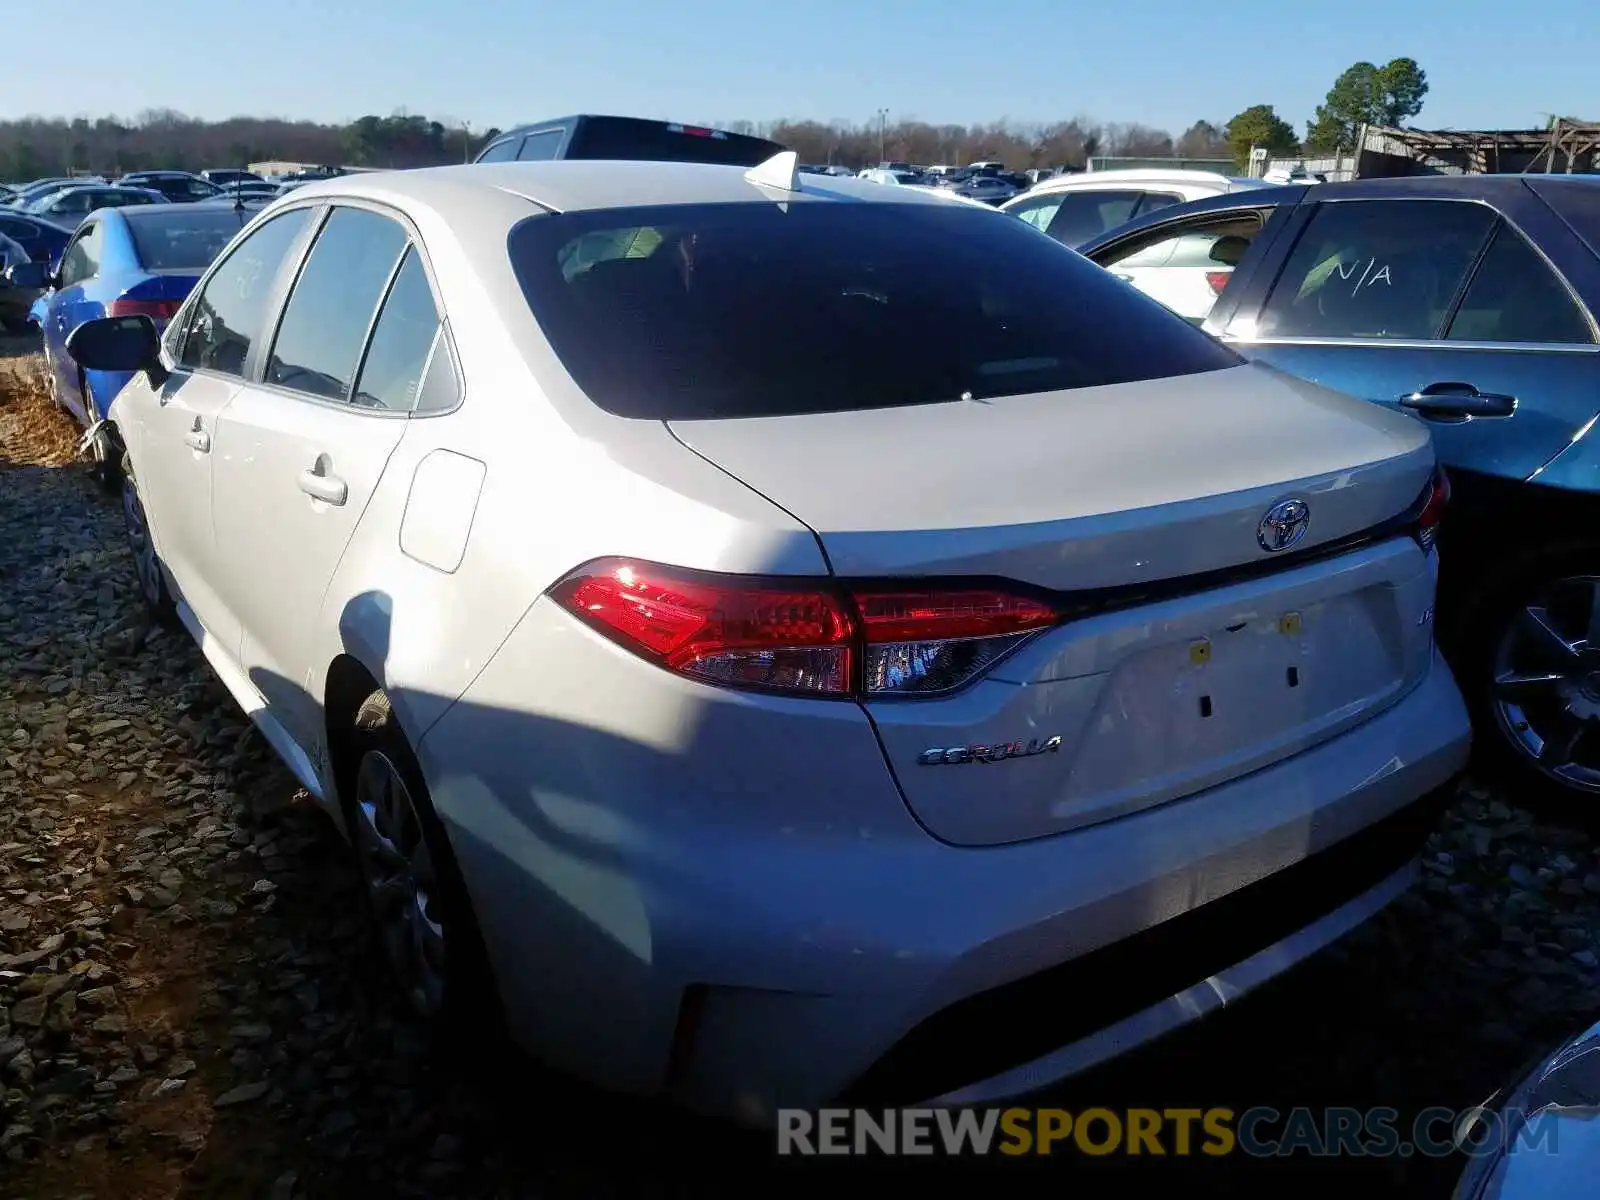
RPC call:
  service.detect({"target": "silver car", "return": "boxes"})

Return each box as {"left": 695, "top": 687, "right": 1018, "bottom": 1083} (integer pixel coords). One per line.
{"left": 66, "top": 153, "right": 1470, "bottom": 1124}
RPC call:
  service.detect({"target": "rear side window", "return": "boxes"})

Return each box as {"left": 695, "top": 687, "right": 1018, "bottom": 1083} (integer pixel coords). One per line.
{"left": 352, "top": 247, "right": 444, "bottom": 411}
{"left": 1257, "top": 200, "right": 1495, "bottom": 340}
{"left": 509, "top": 201, "right": 1242, "bottom": 420}
{"left": 1042, "top": 190, "right": 1146, "bottom": 247}
{"left": 1445, "top": 223, "right": 1595, "bottom": 344}
{"left": 1134, "top": 192, "right": 1184, "bottom": 217}
{"left": 267, "top": 207, "right": 409, "bottom": 401}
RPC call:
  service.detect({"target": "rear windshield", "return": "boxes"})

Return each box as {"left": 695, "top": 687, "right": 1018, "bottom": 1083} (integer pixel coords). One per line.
{"left": 569, "top": 119, "right": 784, "bottom": 167}
{"left": 128, "top": 209, "right": 252, "bottom": 270}
{"left": 508, "top": 201, "right": 1243, "bottom": 419}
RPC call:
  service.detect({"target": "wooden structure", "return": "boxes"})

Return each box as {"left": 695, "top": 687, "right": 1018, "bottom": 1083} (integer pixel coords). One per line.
{"left": 1345, "top": 120, "right": 1600, "bottom": 178}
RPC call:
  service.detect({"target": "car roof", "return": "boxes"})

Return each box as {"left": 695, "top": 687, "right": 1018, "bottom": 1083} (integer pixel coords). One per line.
{"left": 1029, "top": 168, "right": 1246, "bottom": 192}
{"left": 1074, "top": 173, "right": 1600, "bottom": 258}
{"left": 285, "top": 159, "right": 992, "bottom": 215}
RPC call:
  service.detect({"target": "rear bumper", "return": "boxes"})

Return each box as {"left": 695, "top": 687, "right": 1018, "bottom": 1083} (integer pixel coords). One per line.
{"left": 423, "top": 629, "right": 1468, "bottom": 1125}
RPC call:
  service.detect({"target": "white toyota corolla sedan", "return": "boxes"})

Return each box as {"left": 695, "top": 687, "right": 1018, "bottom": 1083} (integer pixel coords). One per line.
{"left": 66, "top": 152, "right": 1471, "bottom": 1125}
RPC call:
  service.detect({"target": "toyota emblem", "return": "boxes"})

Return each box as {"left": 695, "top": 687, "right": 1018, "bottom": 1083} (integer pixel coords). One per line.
{"left": 1258, "top": 498, "right": 1311, "bottom": 552}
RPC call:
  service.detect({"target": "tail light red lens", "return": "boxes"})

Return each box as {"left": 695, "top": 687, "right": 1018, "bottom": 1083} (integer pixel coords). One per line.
{"left": 550, "top": 561, "right": 856, "bottom": 696}
{"left": 107, "top": 298, "right": 182, "bottom": 321}
{"left": 1205, "top": 270, "right": 1231, "bottom": 296}
{"left": 1414, "top": 467, "right": 1450, "bottom": 552}
{"left": 550, "top": 560, "right": 1062, "bottom": 700}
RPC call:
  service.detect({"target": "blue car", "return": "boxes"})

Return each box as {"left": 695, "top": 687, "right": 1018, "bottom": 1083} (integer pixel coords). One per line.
{"left": 22, "top": 199, "right": 265, "bottom": 479}
{"left": 1078, "top": 175, "right": 1600, "bottom": 813}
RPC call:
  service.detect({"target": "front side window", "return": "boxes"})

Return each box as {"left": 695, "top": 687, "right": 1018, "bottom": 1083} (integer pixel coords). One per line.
{"left": 476, "top": 138, "right": 520, "bottom": 163}
{"left": 352, "top": 247, "right": 444, "bottom": 411}
{"left": 266, "top": 207, "right": 409, "bottom": 401}
{"left": 57, "top": 223, "right": 102, "bottom": 286}
{"left": 1256, "top": 200, "right": 1495, "bottom": 340}
{"left": 178, "top": 206, "right": 315, "bottom": 377}
{"left": 510, "top": 201, "right": 1242, "bottom": 421}
{"left": 1007, "top": 194, "right": 1067, "bottom": 232}
{"left": 1042, "top": 190, "right": 1146, "bottom": 248}
{"left": 1445, "top": 223, "right": 1596, "bottom": 344}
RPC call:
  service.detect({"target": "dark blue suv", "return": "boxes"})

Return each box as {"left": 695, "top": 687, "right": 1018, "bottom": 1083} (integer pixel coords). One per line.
{"left": 1079, "top": 176, "right": 1600, "bottom": 814}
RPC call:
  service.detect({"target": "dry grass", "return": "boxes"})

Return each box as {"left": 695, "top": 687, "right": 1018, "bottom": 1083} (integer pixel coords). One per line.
{"left": 0, "top": 350, "right": 80, "bottom": 467}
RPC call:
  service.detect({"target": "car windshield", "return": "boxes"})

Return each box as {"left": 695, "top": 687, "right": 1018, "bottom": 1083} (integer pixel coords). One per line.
{"left": 509, "top": 200, "right": 1242, "bottom": 420}
{"left": 127, "top": 208, "right": 252, "bottom": 270}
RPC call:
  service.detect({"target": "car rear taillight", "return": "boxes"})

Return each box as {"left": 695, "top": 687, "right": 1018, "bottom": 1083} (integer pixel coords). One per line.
{"left": 107, "top": 298, "right": 181, "bottom": 321}
{"left": 1205, "top": 270, "right": 1231, "bottom": 295}
{"left": 853, "top": 589, "right": 1058, "bottom": 696}
{"left": 550, "top": 559, "right": 1062, "bottom": 700}
{"left": 550, "top": 561, "right": 856, "bottom": 696}
{"left": 1413, "top": 467, "right": 1450, "bottom": 552}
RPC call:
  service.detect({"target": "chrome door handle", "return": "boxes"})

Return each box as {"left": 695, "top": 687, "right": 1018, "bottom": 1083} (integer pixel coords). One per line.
{"left": 1398, "top": 383, "right": 1516, "bottom": 419}
{"left": 183, "top": 428, "right": 210, "bottom": 452}
{"left": 297, "top": 468, "right": 347, "bottom": 506}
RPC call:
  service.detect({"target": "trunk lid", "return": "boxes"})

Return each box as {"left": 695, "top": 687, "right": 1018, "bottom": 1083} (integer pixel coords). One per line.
{"left": 669, "top": 361, "right": 1440, "bottom": 846}
{"left": 667, "top": 361, "right": 1433, "bottom": 590}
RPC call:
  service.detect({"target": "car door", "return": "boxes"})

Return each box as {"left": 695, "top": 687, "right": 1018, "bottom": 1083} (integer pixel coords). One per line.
{"left": 43, "top": 221, "right": 103, "bottom": 420}
{"left": 1218, "top": 194, "right": 1600, "bottom": 491}
{"left": 131, "top": 204, "right": 320, "bottom": 655}
{"left": 208, "top": 203, "right": 419, "bottom": 749}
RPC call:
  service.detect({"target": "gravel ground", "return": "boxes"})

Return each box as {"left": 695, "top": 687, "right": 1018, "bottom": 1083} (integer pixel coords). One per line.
{"left": 3, "top": 338, "right": 1599, "bottom": 1197}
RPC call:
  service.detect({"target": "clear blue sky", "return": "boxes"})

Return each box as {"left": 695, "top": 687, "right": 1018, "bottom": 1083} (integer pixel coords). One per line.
{"left": 5, "top": 0, "right": 1595, "bottom": 137}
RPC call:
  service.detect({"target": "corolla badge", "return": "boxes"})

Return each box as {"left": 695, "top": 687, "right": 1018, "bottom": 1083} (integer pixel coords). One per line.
{"left": 1257, "top": 498, "right": 1311, "bottom": 553}
{"left": 918, "top": 736, "right": 1063, "bottom": 765}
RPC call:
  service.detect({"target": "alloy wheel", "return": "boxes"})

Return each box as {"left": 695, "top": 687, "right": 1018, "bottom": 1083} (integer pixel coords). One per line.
{"left": 1491, "top": 574, "right": 1600, "bottom": 794}
{"left": 352, "top": 750, "right": 447, "bottom": 1017}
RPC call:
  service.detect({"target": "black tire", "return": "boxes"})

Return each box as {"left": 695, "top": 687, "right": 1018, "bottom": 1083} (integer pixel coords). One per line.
{"left": 83, "top": 374, "right": 122, "bottom": 493}
{"left": 120, "top": 451, "right": 179, "bottom": 628}
{"left": 1447, "top": 546, "right": 1600, "bottom": 827}
{"left": 345, "top": 692, "right": 502, "bottom": 1045}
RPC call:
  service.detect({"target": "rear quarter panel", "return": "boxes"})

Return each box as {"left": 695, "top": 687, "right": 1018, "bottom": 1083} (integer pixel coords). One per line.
{"left": 303, "top": 189, "right": 828, "bottom": 784}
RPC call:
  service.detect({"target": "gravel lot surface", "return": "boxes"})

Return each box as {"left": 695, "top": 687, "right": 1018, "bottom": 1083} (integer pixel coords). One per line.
{"left": 2, "top": 334, "right": 1598, "bottom": 1197}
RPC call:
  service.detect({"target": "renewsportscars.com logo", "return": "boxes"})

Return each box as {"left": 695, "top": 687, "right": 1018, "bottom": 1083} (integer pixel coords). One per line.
{"left": 776, "top": 1106, "right": 1556, "bottom": 1158}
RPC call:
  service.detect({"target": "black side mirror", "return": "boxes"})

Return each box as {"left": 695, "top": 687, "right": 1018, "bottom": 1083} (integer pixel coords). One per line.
{"left": 4, "top": 260, "right": 49, "bottom": 289}
{"left": 66, "top": 315, "right": 168, "bottom": 386}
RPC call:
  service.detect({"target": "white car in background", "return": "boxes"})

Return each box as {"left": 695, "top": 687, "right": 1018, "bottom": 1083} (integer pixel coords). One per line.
{"left": 66, "top": 152, "right": 1468, "bottom": 1125}
{"left": 1001, "top": 169, "right": 1288, "bottom": 320}
{"left": 1002, "top": 168, "right": 1277, "bottom": 248}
